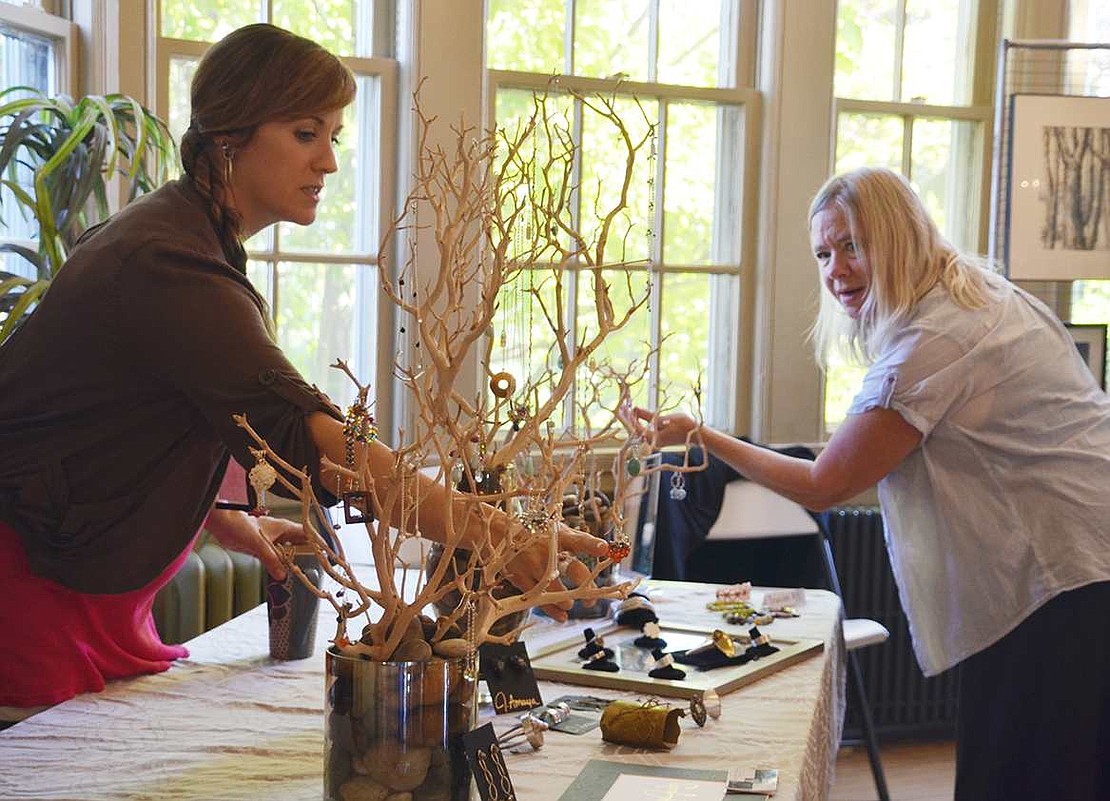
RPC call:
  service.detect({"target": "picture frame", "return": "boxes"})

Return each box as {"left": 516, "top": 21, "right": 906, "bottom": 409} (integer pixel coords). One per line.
{"left": 1006, "top": 94, "right": 1110, "bottom": 280}
{"left": 1064, "top": 323, "right": 1107, "bottom": 390}
{"left": 528, "top": 622, "right": 823, "bottom": 701}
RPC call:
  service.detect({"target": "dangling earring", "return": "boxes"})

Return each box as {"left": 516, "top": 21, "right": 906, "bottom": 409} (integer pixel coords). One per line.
{"left": 220, "top": 141, "right": 235, "bottom": 185}
{"left": 248, "top": 447, "right": 277, "bottom": 517}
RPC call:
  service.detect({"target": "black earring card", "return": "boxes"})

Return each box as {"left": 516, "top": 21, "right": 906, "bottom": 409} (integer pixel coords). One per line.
{"left": 463, "top": 722, "right": 518, "bottom": 801}
{"left": 479, "top": 642, "right": 543, "bottom": 715}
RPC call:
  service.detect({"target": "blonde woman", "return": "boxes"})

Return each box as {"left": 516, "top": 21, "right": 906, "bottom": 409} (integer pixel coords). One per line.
{"left": 633, "top": 167, "right": 1110, "bottom": 800}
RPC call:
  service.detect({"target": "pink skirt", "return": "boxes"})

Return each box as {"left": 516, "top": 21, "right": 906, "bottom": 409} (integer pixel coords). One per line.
{"left": 0, "top": 520, "right": 192, "bottom": 708}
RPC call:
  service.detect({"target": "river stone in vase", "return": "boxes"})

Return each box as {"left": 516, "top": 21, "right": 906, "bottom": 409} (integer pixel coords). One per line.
{"left": 324, "top": 650, "right": 477, "bottom": 801}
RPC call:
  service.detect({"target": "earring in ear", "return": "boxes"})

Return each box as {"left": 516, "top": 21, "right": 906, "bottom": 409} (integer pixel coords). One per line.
{"left": 220, "top": 141, "right": 235, "bottom": 184}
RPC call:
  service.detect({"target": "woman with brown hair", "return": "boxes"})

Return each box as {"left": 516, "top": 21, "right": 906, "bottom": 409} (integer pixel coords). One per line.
{"left": 0, "top": 23, "right": 605, "bottom": 718}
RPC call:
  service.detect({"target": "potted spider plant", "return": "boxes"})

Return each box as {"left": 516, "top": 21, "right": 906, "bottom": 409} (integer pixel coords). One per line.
{"left": 0, "top": 87, "right": 175, "bottom": 342}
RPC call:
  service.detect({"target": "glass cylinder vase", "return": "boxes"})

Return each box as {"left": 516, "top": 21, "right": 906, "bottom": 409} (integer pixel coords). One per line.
{"left": 324, "top": 650, "right": 478, "bottom": 801}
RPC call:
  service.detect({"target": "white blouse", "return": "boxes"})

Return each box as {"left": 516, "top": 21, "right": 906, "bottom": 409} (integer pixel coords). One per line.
{"left": 849, "top": 271, "right": 1110, "bottom": 676}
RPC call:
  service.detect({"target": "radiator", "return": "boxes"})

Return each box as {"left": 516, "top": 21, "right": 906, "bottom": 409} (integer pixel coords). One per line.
{"left": 152, "top": 540, "right": 265, "bottom": 644}
{"left": 824, "top": 507, "right": 959, "bottom": 740}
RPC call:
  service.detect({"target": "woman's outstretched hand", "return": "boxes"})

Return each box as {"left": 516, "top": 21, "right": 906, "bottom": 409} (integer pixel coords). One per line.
{"left": 205, "top": 507, "right": 307, "bottom": 581}
{"left": 624, "top": 404, "right": 702, "bottom": 449}
{"left": 505, "top": 523, "right": 611, "bottom": 623}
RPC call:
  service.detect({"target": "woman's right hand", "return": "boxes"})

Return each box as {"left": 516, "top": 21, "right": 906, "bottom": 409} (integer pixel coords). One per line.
{"left": 504, "top": 522, "right": 611, "bottom": 622}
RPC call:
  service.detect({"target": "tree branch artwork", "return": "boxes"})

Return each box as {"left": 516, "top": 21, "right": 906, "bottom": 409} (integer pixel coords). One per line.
{"left": 236, "top": 87, "right": 706, "bottom": 666}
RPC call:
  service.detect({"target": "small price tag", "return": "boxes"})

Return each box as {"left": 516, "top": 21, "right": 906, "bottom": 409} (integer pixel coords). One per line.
{"left": 463, "top": 722, "right": 518, "bottom": 801}
{"left": 479, "top": 642, "right": 543, "bottom": 715}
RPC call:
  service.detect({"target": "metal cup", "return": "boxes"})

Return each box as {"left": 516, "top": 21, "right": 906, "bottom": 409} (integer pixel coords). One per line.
{"left": 266, "top": 549, "right": 323, "bottom": 660}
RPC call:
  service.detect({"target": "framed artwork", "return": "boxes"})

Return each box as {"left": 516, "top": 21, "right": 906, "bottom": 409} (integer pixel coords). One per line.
{"left": 1065, "top": 323, "right": 1107, "bottom": 390}
{"left": 1006, "top": 94, "right": 1110, "bottom": 280}
{"left": 528, "top": 622, "right": 823, "bottom": 701}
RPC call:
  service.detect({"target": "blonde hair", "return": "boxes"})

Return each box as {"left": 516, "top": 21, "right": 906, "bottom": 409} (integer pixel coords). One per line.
{"left": 808, "top": 167, "right": 993, "bottom": 367}
{"left": 180, "top": 24, "right": 356, "bottom": 270}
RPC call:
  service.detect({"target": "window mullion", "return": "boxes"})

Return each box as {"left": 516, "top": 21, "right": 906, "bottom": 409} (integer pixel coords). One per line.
{"left": 893, "top": 0, "right": 907, "bottom": 101}
{"left": 901, "top": 115, "right": 914, "bottom": 178}
{"left": 565, "top": 0, "right": 576, "bottom": 75}
{"left": 562, "top": 93, "right": 585, "bottom": 428}
{"left": 647, "top": 99, "right": 666, "bottom": 410}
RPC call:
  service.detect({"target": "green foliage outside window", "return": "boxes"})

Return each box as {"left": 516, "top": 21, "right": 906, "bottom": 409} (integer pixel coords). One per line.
{"left": 487, "top": 3, "right": 738, "bottom": 428}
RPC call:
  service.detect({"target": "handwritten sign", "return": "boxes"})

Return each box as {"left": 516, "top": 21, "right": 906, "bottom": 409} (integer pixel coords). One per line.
{"left": 480, "top": 642, "right": 543, "bottom": 714}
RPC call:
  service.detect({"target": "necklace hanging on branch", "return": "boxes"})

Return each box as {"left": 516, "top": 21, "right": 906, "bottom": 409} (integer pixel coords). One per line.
{"left": 247, "top": 447, "right": 277, "bottom": 517}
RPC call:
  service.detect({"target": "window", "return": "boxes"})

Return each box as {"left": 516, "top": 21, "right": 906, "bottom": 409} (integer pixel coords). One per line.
{"left": 153, "top": 1, "right": 396, "bottom": 408}
{"left": 1068, "top": 0, "right": 1110, "bottom": 384}
{"left": 484, "top": 1, "right": 759, "bottom": 431}
{"left": 823, "top": 0, "right": 997, "bottom": 432}
{"left": 0, "top": 3, "right": 74, "bottom": 282}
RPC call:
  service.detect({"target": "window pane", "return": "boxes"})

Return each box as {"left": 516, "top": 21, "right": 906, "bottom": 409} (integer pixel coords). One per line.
{"left": 835, "top": 113, "right": 903, "bottom": 172}
{"left": 0, "top": 26, "right": 53, "bottom": 93}
{"left": 662, "top": 102, "right": 743, "bottom": 266}
{"left": 486, "top": 0, "right": 564, "bottom": 73}
{"left": 657, "top": 0, "right": 722, "bottom": 88}
{"left": 489, "top": 268, "right": 565, "bottom": 430}
{"left": 574, "top": 0, "right": 650, "bottom": 82}
{"left": 168, "top": 55, "right": 197, "bottom": 161}
{"left": 575, "top": 268, "right": 651, "bottom": 430}
{"left": 0, "top": 28, "right": 55, "bottom": 249}
{"left": 658, "top": 272, "right": 710, "bottom": 408}
{"left": 280, "top": 74, "right": 380, "bottom": 254}
{"left": 1070, "top": 2, "right": 1110, "bottom": 94}
{"left": 902, "top": 0, "right": 970, "bottom": 105}
{"left": 274, "top": 261, "right": 360, "bottom": 405}
{"left": 823, "top": 356, "right": 868, "bottom": 433}
{"left": 161, "top": 0, "right": 260, "bottom": 41}
{"left": 834, "top": 0, "right": 897, "bottom": 101}
{"left": 579, "top": 96, "right": 658, "bottom": 266}
{"left": 493, "top": 87, "right": 575, "bottom": 262}
{"left": 247, "top": 260, "right": 271, "bottom": 296}
{"left": 273, "top": 0, "right": 368, "bottom": 57}
{"left": 910, "top": 117, "right": 981, "bottom": 250}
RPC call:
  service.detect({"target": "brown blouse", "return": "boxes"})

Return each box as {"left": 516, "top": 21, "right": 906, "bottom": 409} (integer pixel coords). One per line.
{"left": 0, "top": 179, "right": 341, "bottom": 593}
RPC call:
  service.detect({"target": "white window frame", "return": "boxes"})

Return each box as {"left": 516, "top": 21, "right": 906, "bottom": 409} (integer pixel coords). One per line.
{"left": 0, "top": 1, "right": 77, "bottom": 274}
{"left": 480, "top": 0, "right": 761, "bottom": 434}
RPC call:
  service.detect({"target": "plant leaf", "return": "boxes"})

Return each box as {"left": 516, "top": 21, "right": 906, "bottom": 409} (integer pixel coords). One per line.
{"left": 0, "top": 278, "right": 48, "bottom": 342}
{"left": 0, "top": 243, "right": 43, "bottom": 272}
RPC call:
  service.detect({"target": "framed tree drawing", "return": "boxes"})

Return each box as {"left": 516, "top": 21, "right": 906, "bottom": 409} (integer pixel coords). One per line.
{"left": 1006, "top": 94, "right": 1110, "bottom": 280}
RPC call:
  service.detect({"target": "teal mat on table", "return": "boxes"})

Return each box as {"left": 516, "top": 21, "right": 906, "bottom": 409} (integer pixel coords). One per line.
{"left": 557, "top": 759, "right": 728, "bottom": 800}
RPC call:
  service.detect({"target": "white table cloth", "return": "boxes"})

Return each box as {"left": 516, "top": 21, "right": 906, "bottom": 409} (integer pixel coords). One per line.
{"left": 0, "top": 580, "right": 844, "bottom": 800}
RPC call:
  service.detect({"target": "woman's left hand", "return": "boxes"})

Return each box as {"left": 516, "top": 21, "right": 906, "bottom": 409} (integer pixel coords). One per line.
{"left": 205, "top": 507, "right": 307, "bottom": 580}
{"left": 625, "top": 404, "right": 701, "bottom": 449}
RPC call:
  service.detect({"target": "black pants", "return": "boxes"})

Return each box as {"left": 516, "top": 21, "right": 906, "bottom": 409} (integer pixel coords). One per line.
{"left": 955, "top": 581, "right": 1110, "bottom": 801}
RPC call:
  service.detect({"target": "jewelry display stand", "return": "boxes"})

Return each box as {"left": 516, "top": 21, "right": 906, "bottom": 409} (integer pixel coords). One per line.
{"left": 529, "top": 622, "right": 822, "bottom": 701}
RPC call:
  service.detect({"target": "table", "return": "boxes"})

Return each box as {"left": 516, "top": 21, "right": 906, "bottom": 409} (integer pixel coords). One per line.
{"left": 0, "top": 581, "right": 844, "bottom": 800}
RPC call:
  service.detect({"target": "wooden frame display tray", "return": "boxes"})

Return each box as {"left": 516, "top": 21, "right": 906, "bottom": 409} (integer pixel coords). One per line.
{"left": 529, "top": 622, "right": 823, "bottom": 700}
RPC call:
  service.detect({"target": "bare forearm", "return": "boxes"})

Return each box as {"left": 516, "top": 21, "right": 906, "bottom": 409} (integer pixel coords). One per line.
{"left": 307, "top": 411, "right": 504, "bottom": 547}
{"left": 697, "top": 427, "right": 840, "bottom": 510}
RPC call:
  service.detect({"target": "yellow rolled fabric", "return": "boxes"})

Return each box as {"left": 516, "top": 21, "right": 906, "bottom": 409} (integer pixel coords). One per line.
{"left": 599, "top": 700, "right": 683, "bottom": 749}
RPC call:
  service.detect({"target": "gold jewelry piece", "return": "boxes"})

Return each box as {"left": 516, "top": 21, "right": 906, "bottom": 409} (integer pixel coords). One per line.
{"left": 342, "top": 387, "right": 377, "bottom": 468}
{"left": 711, "top": 629, "right": 736, "bottom": 658}
{"left": 489, "top": 371, "right": 516, "bottom": 399}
